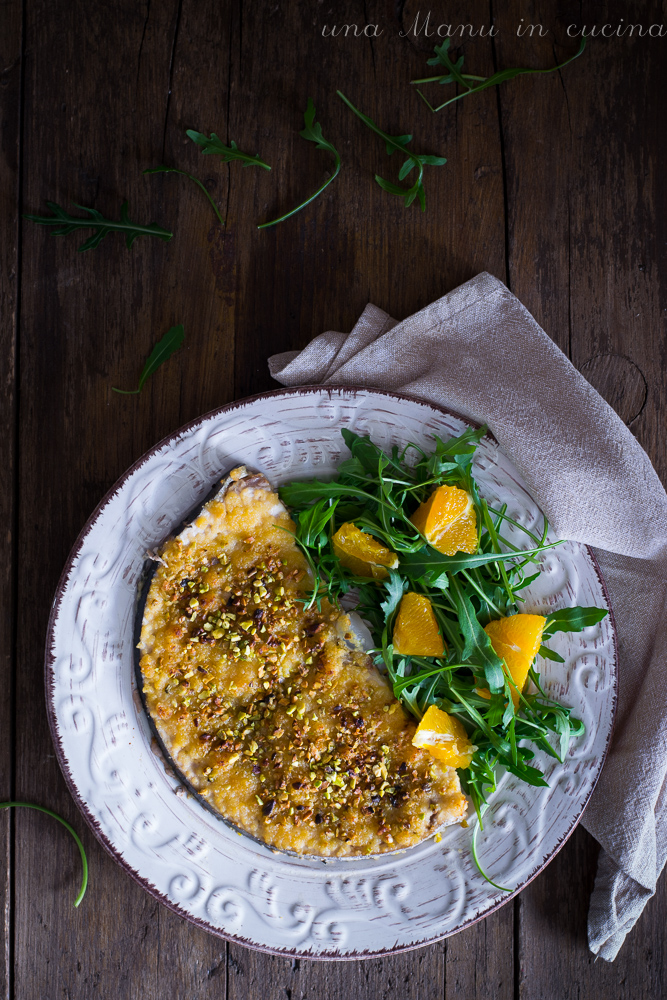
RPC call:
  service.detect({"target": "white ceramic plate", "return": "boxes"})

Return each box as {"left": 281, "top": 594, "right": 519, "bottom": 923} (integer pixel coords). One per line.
{"left": 46, "top": 387, "right": 617, "bottom": 959}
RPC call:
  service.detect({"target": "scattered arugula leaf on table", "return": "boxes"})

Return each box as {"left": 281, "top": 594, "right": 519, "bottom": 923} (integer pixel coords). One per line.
{"left": 259, "top": 99, "right": 341, "bottom": 229}
{"left": 412, "top": 37, "right": 586, "bottom": 113}
{"left": 112, "top": 324, "right": 185, "bottom": 395}
{"left": 0, "top": 801, "right": 88, "bottom": 907}
{"left": 336, "top": 91, "right": 446, "bottom": 210}
{"left": 144, "top": 166, "right": 224, "bottom": 225}
{"left": 186, "top": 130, "right": 271, "bottom": 170}
{"left": 23, "top": 200, "right": 173, "bottom": 251}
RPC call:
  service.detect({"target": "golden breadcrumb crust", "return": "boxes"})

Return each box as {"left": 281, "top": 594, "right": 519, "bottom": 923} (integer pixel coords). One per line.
{"left": 139, "top": 468, "right": 467, "bottom": 857}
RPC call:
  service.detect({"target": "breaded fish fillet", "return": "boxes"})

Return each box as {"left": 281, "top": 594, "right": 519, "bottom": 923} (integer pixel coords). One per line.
{"left": 138, "top": 467, "right": 467, "bottom": 857}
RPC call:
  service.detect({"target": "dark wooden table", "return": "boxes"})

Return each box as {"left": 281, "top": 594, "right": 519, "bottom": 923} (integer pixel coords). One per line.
{"left": 2, "top": 1, "right": 665, "bottom": 996}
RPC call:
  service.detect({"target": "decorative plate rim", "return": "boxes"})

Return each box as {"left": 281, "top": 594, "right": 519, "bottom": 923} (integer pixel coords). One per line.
{"left": 44, "top": 385, "right": 618, "bottom": 960}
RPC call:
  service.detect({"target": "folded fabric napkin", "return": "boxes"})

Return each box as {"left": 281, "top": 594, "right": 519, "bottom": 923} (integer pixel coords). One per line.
{"left": 269, "top": 272, "right": 667, "bottom": 961}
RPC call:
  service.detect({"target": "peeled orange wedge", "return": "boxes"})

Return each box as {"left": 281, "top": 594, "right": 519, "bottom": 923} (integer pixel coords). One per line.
{"left": 483, "top": 613, "right": 546, "bottom": 705}
{"left": 410, "top": 485, "right": 477, "bottom": 556}
{"left": 332, "top": 522, "right": 399, "bottom": 580}
{"left": 412, "top": 705, "right": 475, "bottom": 769}
{"left": 393, "top": 592, "right": 445, "bottom": 657}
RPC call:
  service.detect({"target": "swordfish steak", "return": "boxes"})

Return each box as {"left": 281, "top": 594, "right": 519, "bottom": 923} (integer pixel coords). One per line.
{"left": 138, "top": 467, "right": 467, "bottom": 857}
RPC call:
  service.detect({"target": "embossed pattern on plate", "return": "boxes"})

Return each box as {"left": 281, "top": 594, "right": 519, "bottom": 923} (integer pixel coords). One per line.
{"left": 46, "top": 387, "right": 617, "bottom": 958}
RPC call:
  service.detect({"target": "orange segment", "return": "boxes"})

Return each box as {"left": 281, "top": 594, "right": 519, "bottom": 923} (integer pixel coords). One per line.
{"left": 410, "top": 485, "right": 477, "bottom": 556}
{"left": 393, "top": 592, "right": 445, "bottom": 657}
{"left": 412, "top": 705, "right": 475, "bottom": 769}
{"left": 484, "top": 614, "right": 546, "bottom": 705}
{"left": 332, "top": 522, "right": 398, "bottom": 580}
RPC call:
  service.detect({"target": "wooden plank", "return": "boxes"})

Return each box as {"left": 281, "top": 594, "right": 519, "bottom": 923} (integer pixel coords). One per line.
{"left": 493, "top": 1, "right": 667, "bottom": 996}
{"left": 0, "top": 2, "right": 22, "bottom": 997}
{"left": 445, "top": 907, "right": 514, "bottom": 1000}
{"left": 227, "top": 0, "right": 508, "bottom": 991}
{"left": 393, "top": 3, "right": 515, "bottom": 993}
{"left": 15, "top": 0, "right": 234, "bottom": 996}
{"left": 231, "top": 0, "right": 507, "bottom": 400}
{"left": 565, "top": 18, "right": 667, "bottom": 487}
{"left": 227, "top": 945, "right": 445, "bottom": 1000}
{"left": 11, "top": 0, "right": 666, "bottom": 996}
{"left": 490, "top": 2, "right": 583, "bottom": 355}
{"left": 517, "top": 827, "right": 666, "bottom": 1000}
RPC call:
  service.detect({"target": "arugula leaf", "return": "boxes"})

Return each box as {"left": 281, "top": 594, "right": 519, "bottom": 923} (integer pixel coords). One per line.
{"left": 337, "top": 90, "right": 446, "bottom": 211}
{"left": 504, "top": 759, "right": 550, "bottom": 787}
{"left": 280, "top": 478, "right": 400, "bottom": 518}
{"left": 449, "top": 576, "right": 505, "bottom": 692}
{"left": 479, "top": 500, "right": 515, "bottom": 609}
{"left": 514, "top": 570, "right": 541, "bottom": 592}
{"left": 380, "top": 569, "right": 407, "bottom": 618}
{"left": 297, "top": 499, "right": 338, "bottom": 547}
{"left": 24, "top": 200, "right": 172, "bottom": 251}
{"left": 279, "top": 424, "right": 601, "bottom": 826}
{"left": 400, "top": 542, "right": 561, "bottom": 577}
{"left": 342, "top": 428, "right": 411, "bottom": 481}
{"left": 259, "top": 99, "right": 341, "bottom": 228}
{"left": 144, "top": 166, "right": 224, "bottom": 225}
{"left": 542, "top": 606, "right": 609, "bottom": 637}
{"left": 412, "top": 37, "right": 586, "bottom": 113}
{"left": 186, "top": 130, "right": 271, "bottom": 170}
{"left": 335, "top": 455, "right": 368, "bottom": 480}
{"left": 422, "top": 568, "right": 450, "bottom": 590}
{"left": 419, "top": 425, "right": 486, "bottom": 477}
{"left": 427, "top": 40, "right": 471, "bottom": 84}
{"left": 112, "top": 324, "right": 185, "bottom": 394}
{"left": 538, "top": 643, "right": 565, "bottom": 663}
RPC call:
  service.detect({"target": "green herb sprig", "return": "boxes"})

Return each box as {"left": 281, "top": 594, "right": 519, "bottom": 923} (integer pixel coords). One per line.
{"left": 0, "top": 801, "right": 88, "bottom": 906}
{"left": 24, "top": 201, "right": 173, "bottom": 252}
{"left": 113, "top": 323, "right": 184, "bottom": 394}
{"left": 144, "top": 166, "right": 224, "bottom": 225}
{"left": 259, "top": 99, "right": 341, "bottom": 229}
{"left": 280, "top": 426, "right": 608, "bottom": 833}
{"left": 412, "top": 37, "right": 586, "bottom": 113}
{"left": 336, "top": 91, "right": 446, "bottom": 210}
{"left": 186, "top": 130, "right": 271, "bottom": 171}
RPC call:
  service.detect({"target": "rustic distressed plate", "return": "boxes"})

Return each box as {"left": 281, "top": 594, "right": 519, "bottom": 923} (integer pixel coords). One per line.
{"left": 45, "top": 387, "right": 617, "bottom": 959}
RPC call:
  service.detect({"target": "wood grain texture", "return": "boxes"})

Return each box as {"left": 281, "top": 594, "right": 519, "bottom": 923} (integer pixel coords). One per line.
{"left": 227, "top": 945, "right": 445, "bottom": 1000}
{"left": 229, "top": 0, "right": 506, "bottom": 403}
{"left": 518, "top": 826, "right": 667, "bottom": 1000}
{"left": 15, "top": 0, "right": 234, "bottom": 997}
{"left": 444, "top": 905, "right": 513, "bottom": 1000}
{"left": 398, "top": 5, "right": 512, "bottom": 993}
{"left": 3, "top": 0, "right": 666, "bottom": 995}
{"left": 0, "top": 2, "right": 22, "bottom": 998}
{"left": 561, "top": 0, "right": 667, "bottom": 488}
{"left": 578, "top": 354, "right": 647, "bottom": 424}
{"left": 492, "top": 2, "right": 667, "bottom": 997}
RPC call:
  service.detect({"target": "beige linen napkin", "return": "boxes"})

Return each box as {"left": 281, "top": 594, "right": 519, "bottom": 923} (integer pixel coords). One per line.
{"left": 269, "top": 272, "right": 667, "bottom": 961}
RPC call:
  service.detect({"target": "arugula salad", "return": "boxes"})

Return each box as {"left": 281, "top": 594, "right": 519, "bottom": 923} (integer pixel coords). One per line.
{"left": 280, "top": 426, "right": 608, "bottom": 831}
